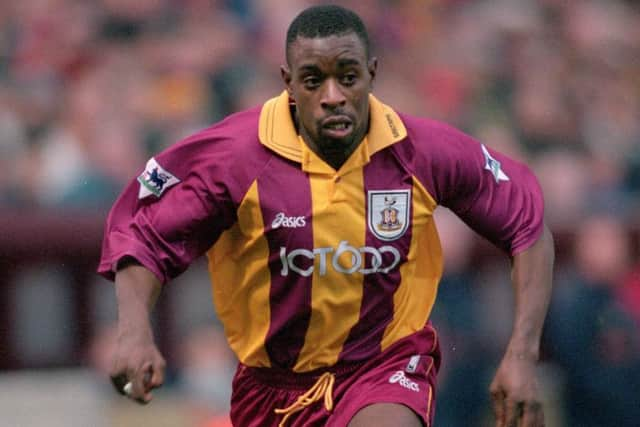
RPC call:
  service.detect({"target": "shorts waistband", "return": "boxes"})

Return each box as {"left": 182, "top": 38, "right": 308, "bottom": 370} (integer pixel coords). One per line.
{"left": 239, "top": 361, "right": 365, "bottom": 390}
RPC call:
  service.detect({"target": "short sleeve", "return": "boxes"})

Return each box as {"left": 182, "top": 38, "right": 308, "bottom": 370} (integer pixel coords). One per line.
{"left": 97, "top": 133, "right": 238, "bottom": 283}
{"left": 410, "top": 119, "right": 544, "bottom": 255}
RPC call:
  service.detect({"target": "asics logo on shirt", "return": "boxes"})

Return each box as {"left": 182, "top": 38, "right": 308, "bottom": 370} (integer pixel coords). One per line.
{"left": 272, "top": 212, "right": 307, "bottom": 229}
{"left": 388, "top": 371, "right": 420, "bottom": 392}
{"left": 279, "top": 241, "right": 401, "bottom": 277}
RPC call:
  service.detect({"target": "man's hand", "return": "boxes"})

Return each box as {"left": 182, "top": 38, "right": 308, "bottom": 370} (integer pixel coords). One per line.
{"left": 109, "top": 328, "right": 166, "bottom": 404}
{"left": 111, "top": 261, "right": 165, "bottom": 404}
{"left": 492, "top": 225, "right": 553, "bottom": 426}
{"left": 489, "top": 354, "right": 544, "bottom": 427}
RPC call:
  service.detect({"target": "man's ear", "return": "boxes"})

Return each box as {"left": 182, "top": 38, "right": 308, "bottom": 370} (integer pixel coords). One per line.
{"left": 281, "top": 65, "right": 292, "bottom": 96}
{"left": 368, "top": 57, "right": 378, "bottom": 85}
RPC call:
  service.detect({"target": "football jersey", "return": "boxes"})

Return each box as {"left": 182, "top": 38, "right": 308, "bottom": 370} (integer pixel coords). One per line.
{"left": 98, "top": 91, "right": 544, "bottom": 372}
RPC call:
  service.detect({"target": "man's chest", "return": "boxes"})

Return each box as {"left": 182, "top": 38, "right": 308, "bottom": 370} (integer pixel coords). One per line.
{"left": 233, "top": 155, "right": 427, "bottom": 278}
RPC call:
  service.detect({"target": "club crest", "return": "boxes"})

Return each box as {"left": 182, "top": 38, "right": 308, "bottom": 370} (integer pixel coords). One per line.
{"left": 137, "top": 157, "right": 180, "bottom": 199}
{"left": 368, "top": 189, "right": 410, "bottom": 241}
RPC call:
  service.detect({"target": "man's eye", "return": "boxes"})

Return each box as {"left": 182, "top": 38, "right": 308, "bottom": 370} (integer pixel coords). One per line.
{"left": 341, "top": 74, "right": 357, "bottom": 85}
{"left": 303, "top": 77, "right": 320, "bottom": 88}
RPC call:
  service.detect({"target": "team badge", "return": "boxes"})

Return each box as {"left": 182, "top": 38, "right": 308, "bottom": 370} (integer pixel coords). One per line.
{"left": 368, "top": 189, "right": 410, "bottom": 241}
{"left": 137, "top": 157, "right": 180, "bottom": 199}
{"left": 481, "top": 144, "right": 509, "bottom": 183}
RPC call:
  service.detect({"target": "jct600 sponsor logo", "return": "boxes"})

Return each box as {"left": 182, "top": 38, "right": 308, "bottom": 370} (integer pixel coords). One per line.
{"left": 279, "top": 240, "right": 401, "bottom": 276}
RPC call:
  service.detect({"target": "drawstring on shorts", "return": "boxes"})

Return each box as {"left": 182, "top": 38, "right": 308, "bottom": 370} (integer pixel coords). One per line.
{"left": 274, "top": 371, "right": 335, "bottom": 426}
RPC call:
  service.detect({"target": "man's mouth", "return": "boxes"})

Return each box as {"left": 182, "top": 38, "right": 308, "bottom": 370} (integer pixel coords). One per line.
{"left": 321, "top": 116, "right": 353, "bottom": 139}
{"left": 325, "top": 122, "right": 349, "bottom": 130}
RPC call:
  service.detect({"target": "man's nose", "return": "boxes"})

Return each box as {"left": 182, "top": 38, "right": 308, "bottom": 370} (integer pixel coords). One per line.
{"left": 320, "top": 79, "right": 346, "bottom": 109}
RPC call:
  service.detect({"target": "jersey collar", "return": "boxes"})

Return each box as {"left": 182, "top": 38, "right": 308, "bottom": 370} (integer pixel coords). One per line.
{"left": 258, "top": 90, "right": 407, "bottom": 172}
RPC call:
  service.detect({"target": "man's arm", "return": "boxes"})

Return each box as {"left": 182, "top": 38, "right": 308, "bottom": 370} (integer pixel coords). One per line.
{"left": 490, "top": 225, "right": 554, "bottom": 427}
{"left": 110, "top": 259, "right": 166, "bottom": 404}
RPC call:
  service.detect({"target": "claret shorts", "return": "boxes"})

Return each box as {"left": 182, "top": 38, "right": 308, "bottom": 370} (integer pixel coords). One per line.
{"left": 230, "top": 326, "right": 441, "bottom": 427}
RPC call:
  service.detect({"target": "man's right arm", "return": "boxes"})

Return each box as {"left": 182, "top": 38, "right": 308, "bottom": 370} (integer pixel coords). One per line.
{"left": 98, "top": 129, "right": 243, "bottom": 401}
{"left": 110, "top": 259, "right": 166, "bottom": 404}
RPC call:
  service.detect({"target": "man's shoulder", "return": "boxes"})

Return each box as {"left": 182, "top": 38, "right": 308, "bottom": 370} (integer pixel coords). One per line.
{"left": 168, "top": 106, "right": 265, "bottom": 156}
{"left": 193, "top": 105, "right": 262, "bottom": 143}
{"left": 155, "top": 105, "right": 269, "bottom": 171}
{"left": 398, "top": 113, "right": 470, "bottom": 142}
{"left": 395, "top": 112, "right": 480, "bottom": 157}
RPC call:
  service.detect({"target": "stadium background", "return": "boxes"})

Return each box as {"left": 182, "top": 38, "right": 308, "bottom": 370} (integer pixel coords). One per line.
{"left": 0, "top": 0, "right": 639, "bottom": 426}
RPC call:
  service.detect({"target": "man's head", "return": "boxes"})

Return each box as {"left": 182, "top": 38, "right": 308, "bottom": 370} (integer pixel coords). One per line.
{"left": 282, "top": 5, "right": 377, "bottom": 169}
{"left": 285, "top": 5, "right": 371, "bottom": 65}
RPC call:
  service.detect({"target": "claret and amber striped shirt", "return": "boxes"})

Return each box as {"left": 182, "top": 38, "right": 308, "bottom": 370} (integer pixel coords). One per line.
{"left": 99, "top": 91, "right": 544, "bottom": 373}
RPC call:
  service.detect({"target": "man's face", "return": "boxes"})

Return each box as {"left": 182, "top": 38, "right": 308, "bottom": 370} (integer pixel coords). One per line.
{"left": 282, "top": 32, "right": 376, "bottom": 161}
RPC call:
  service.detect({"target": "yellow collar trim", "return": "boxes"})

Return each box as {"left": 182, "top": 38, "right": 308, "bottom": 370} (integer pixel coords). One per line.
{"left": 301, "top": 135, "right": 371, "bottom": 175}
{"left": 258, "top": 90, "right": 407, "bottom": 165}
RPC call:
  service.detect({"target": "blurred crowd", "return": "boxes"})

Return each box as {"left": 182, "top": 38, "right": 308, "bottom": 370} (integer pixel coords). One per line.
{"left": 1, "top": 0, "right": 639, "bottom": 426}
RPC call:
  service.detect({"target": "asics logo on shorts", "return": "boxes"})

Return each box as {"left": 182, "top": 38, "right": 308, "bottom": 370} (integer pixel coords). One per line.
{"left": 279, "top": 241, "right": 401, "bottom": 277}
{"left": 272, "top": 212, "right": 307, "bottom": 229}
{"left": 388, "top": 371, "right": 420, "bottom": 392}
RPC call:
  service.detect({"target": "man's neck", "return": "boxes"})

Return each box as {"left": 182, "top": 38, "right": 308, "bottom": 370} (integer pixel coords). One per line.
{"left": 300, "top": 134, "right": 362, "bottom": 171}
{"left": 295, "top": 113, "right": 368, "bottom": 171}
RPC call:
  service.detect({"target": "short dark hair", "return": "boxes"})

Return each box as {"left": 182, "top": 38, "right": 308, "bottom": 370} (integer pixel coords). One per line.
{"left": 286, "top": 5, "right": 371, "bottom": 63}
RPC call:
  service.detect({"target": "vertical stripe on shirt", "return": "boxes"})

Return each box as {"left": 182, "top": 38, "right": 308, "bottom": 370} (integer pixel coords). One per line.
{"left": 294, "top": 167, "right": 367, "bottom": 371}
{"left": 258, "top": 160, "right": 314, "bottom": 369}
{"left": 381, "top": 177, "right": 441, "bottom": 351}
{"left": 207, "top": 180, "right": 272, "bottom": 367}
{"left": 338, "top": 153, "right": 414, "bottom": 361}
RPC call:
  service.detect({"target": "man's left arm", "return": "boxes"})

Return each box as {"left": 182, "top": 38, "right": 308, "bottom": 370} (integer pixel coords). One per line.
{"left": 414, "top": 124, "right": 554, "bottom": 426}
{"left": 490, "top": 224, "right": 554, "bottom": 427}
